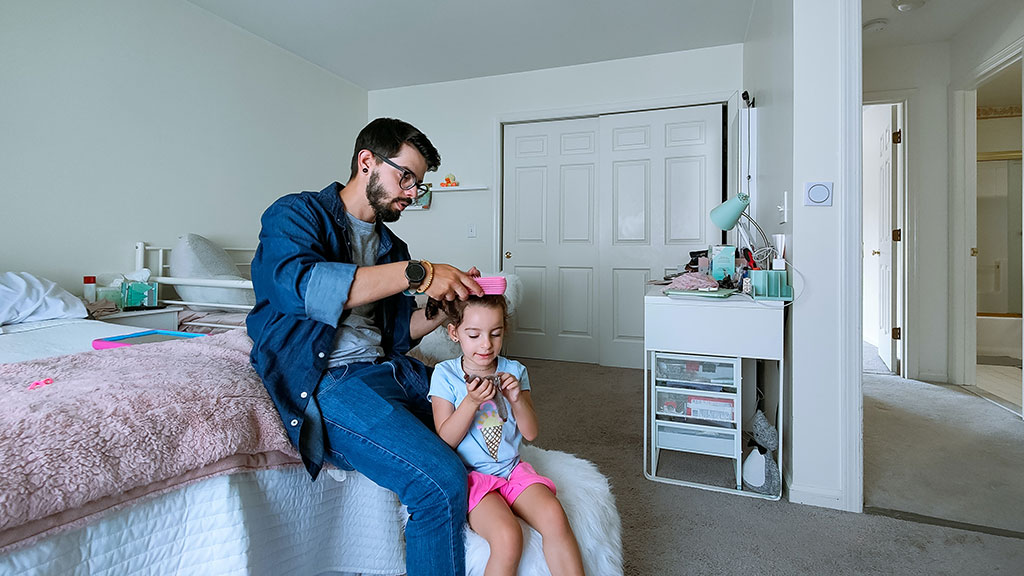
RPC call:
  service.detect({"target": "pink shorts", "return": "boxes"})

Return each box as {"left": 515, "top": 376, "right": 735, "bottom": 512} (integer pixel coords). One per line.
{"left": 467, "top": 462, "right": 556, "bottom": 512}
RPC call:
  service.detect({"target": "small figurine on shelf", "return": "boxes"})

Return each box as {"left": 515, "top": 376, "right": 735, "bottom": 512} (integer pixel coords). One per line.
{"left": 439, "top": 173, "right": 459, "bottom": 187}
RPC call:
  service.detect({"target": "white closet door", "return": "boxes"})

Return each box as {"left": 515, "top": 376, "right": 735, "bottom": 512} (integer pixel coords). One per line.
{"left": 598, "top": 104, "right": 725, "bottom": 368}
{"left": 502, "top": 118, "right": 600, "bottom": 363}
{"left": 501, "top": 105, "right": 724, "bottom": 368}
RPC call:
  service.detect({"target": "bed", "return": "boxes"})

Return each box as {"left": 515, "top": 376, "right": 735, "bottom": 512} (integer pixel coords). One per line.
{"left": 0, "top": 321, "right": 407, "bottom": 575}
{"left": 0, "top": 238, "right": 622, "bottom": 576}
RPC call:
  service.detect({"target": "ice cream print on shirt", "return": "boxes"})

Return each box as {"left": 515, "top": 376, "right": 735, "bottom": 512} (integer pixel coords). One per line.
{"left": 476, "top": 398, "right": 508, "bottom": 460}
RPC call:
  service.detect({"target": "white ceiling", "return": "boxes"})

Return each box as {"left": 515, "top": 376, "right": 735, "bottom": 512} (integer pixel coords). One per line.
{"left": 187, "top": 0, "right": 1017, "bottom": 104}
{"left": 185, "top": 0, "right": 756, "bottom": 90}
{"left": 861, "top": 0, "right": 999, "bottom": 49}
{"left": 978, "top": 60, "right": 1022, "bottom": 108}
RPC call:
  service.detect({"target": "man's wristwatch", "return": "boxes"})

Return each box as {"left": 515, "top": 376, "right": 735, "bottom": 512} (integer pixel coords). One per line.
{"left": 405, "top": 260, "right": 427, "bottom": 291}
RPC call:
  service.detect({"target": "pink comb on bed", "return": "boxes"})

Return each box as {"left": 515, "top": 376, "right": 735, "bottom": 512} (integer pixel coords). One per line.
{"left": 473, "top": 276, "right": 507, "bottom": 295}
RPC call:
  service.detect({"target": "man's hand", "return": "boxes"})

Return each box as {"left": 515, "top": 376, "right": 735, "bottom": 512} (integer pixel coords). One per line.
{"left": 424, "top": 264, "right": 483, "bottom": 301}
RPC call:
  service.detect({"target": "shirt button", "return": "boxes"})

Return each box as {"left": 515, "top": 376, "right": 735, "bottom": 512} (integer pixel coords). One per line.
{"left": 290, "top": 419, "right": 299, "bottom": 427}
{"left": 300, "top": 392, "right": 308, "bottom": 399}
{"left": 318, "top": 352, "right": 325, "bottom": 358}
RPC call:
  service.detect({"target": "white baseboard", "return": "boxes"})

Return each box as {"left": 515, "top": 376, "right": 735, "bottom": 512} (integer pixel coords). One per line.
{"left": 787, "top": 483, "right": 851, "bottom": 511}
{"left": 917, "top": 371, "right": 948, "bottom": 384}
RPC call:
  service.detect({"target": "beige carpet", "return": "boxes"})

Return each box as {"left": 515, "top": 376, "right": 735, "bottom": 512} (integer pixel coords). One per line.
{"left": 862, "top": 345, "right": 1024, "bottom": 535}
{"left": 521, "top": 356, "right": 1024, "bottom": 575}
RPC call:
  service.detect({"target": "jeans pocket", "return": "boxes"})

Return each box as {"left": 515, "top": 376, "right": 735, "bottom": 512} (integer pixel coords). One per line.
{"left": 316, "top": 365, "right": 349, "bottom": 397}
{"left": 319, "top": 372, "right": 395, "bottom": 431}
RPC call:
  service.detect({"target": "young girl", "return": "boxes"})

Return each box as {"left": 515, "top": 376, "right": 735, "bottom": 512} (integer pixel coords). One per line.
{"left": 428, "top": 295, "right": 585, "bottom": 576}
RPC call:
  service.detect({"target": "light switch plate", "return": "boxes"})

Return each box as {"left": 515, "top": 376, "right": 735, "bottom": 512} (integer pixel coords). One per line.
{"left": 804, "top": 181, "right": 833, "bottom": 206}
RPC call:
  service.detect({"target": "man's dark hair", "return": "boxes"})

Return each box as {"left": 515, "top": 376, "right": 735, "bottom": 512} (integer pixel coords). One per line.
{"left": 349, "top": 117, "right": 441, "bottom": 180}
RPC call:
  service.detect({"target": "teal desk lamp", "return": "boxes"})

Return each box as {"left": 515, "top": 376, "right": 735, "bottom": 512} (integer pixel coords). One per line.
{"left": 710, "top": 192, "right": 771, "bottom": 250}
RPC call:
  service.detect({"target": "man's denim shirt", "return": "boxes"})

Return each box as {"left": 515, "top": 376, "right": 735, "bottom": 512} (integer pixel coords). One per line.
{"left": 246, "top": 182, "right": 425, "bottom": 480}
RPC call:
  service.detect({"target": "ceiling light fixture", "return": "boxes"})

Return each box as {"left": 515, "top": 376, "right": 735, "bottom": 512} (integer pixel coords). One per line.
{"left": 863, "top": 18, "right": 889, "bottom": 34}
{"left": 892, "top": 0, "right": 926, "bottom": 12}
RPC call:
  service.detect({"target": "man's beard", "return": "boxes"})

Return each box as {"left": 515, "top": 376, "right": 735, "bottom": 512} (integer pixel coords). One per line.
{"left": 366, "top": 172, "right": 407, "bottom": 223}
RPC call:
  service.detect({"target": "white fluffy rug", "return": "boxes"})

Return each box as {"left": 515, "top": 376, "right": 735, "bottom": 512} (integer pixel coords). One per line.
{"left": 464, "top": 445, "right": 624, "bottom": 576}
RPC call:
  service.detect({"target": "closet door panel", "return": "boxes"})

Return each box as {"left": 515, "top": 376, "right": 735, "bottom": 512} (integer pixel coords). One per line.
{"left": 599, "top": 104, "right": 725, "bottom": 368}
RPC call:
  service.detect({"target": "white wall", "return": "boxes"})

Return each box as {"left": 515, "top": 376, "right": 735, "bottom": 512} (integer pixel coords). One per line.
{"left": 863, "top": 42, "right": 952, "bottom": 382}
{"left": 743, "top": 0, "right": 794, "bottom": 238}
{"left": 786, "top": 0, "right": 858, "bottom": 510}
{"left": 743, "top": 0, "right": 794, "bottom": 480}
{"left": 978, "top": 117, "right": 1023, "bottom": 152}
{"left": 368, "top": 46, "right": 744, "bottom": 272}
{"left": 0, "top": 0, "right": 367, "bottom": 292}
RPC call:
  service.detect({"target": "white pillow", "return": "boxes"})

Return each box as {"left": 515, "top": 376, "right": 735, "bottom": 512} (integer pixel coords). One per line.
{"left": 169, "top": 234, "right": 255, "bottom": 309}
{"left": 0, "top": 272, "right": 88, "bottom": 326}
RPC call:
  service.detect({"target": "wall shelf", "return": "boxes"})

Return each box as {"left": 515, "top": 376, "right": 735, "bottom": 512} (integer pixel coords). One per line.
{"left": 429, "top": 185, "right": 488, "bottom": 192}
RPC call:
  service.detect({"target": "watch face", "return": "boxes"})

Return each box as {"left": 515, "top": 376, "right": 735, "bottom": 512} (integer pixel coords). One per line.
{"left": 406, "top": 261, "right": 426, "bottom": 284}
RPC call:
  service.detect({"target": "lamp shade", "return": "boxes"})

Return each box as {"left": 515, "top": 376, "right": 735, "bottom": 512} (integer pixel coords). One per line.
{"left": 710, "top": 193, "right": 750, "bottom": 231}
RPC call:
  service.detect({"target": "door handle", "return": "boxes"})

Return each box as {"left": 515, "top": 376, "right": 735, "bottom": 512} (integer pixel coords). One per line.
{"left": 505, "top": 251, "right": 512, "bottom": 259}
{"left": 871, "top": 250, "right": 880, "bottom": 256}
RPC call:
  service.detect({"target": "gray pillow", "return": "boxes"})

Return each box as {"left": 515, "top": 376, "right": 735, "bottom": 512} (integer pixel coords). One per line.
{"left": 169, "top": 234, "right": 255, "bottom": 309}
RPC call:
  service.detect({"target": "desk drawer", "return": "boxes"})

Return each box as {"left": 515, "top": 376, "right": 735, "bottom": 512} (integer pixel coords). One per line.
{"left": 654, "top": 353, "right": 737, "bottom": 392}
{"left": 644, "top": 300, "right": 783, "bottom": 359}
{"left": 656, "top": 423, "right": 735, "bottom": 458}
{"left": 657, "top": 389, "right": 735, "bottom": 426}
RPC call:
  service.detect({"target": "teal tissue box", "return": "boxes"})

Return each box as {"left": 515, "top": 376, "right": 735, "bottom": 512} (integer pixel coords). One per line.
{"left": 120, "top": 281, "right": 158, "bottom": 307}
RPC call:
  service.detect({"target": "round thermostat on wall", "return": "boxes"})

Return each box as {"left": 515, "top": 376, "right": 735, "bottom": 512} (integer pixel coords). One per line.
{"left": 804, "top": 181, "right": 833, "bottom": 206}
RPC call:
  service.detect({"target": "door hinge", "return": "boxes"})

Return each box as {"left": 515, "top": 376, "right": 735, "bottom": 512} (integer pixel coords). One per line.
{"left": 892, "top": 129, "right": 902, "bottom": 144}
{"left": 892, "top": 229, "right": 902, "bottom": 242}
{"left": 892, "top": 327, "right": 901, "bottom": 340}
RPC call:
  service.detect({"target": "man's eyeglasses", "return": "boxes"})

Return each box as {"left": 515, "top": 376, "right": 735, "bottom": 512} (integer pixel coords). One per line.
{"left": 367, "top": 150, "right": 430, "bottom": 198}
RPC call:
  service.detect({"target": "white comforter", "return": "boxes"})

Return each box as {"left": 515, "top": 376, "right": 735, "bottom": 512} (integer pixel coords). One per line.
{"left": 0, "top": 319, "right": 137, "bottom": 363}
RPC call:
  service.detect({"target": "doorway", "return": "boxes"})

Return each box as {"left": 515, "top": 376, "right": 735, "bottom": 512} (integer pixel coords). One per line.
{"left": 862, "top": 101, "right": 906, "bottom": 376}
{"left": 974, "top": 60, "right": 1023, "bottom": 415}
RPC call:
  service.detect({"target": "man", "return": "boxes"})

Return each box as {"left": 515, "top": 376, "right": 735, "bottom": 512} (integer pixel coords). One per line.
{"left": 247, "top": 118, "right": 483, "bottom": 576}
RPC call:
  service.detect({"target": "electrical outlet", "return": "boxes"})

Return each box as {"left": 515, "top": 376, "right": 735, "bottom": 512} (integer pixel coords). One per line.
{"left": 467, "top": 224, "right": 477, "bottom": 238}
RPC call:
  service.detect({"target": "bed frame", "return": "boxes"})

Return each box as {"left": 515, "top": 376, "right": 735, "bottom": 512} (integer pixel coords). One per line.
{"left": 134, "top": 241, "right": 254, "bottom": 331}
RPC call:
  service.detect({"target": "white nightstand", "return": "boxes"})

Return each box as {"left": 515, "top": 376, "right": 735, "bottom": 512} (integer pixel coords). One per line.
{"left": 101, "top": 306, "right": 184, "bottom": 331}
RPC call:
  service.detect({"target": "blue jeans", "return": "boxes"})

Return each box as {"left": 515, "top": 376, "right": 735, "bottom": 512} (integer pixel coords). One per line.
{"left": 317, "top": 361, "right": 467, "bottom": 576}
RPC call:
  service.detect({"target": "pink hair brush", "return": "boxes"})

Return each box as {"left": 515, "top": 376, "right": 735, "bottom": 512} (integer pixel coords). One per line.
{"left": 473, "top": 276, "right": 506, "bottom": 295}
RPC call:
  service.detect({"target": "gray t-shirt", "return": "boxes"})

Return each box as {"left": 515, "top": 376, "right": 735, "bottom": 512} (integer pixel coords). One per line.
{"left": 327, "top": 213, "right": 384, "bottom": 367}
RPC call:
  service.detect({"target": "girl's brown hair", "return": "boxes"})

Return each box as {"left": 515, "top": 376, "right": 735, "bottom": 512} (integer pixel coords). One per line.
{"left": 440, "top": 294, "right": 508, "bottom": 329}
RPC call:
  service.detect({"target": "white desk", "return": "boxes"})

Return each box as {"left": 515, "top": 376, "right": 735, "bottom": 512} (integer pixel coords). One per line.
{"left": 643, "top": 285, "right": 785, "bottom": 499}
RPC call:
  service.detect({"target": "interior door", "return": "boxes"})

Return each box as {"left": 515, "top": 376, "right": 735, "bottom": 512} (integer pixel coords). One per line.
{"left": 501, "top": 118, "right": 600, "bottom": 363}
{"left": 877, "top": 106, "right": 897, "bottom": 371}
{"left": 598, "top": 104, "right": 725, "bottom": 368}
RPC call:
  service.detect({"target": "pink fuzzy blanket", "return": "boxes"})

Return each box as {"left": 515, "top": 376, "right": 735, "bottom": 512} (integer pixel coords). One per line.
{"left": 0, "top": 330, "right": 300, "bottom": 552}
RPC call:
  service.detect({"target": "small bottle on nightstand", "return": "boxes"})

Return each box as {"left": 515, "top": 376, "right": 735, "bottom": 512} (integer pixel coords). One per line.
{"left": 83, "top": 276, "right": 97, "bottom": 303}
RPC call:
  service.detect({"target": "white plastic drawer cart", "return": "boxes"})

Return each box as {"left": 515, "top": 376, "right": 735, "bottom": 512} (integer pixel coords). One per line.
{"left": 643, "top": 285, "right": 785, "bottom": 500}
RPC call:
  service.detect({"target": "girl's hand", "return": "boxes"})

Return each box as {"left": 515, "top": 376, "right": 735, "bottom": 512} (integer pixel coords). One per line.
{"left": 497, "top": 372, "right": 522, "bottom": 404}
{"left": 466, "top": 376, "right": 497, "bottom": 406}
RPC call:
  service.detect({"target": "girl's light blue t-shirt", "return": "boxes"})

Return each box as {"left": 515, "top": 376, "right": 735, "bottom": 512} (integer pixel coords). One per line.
{"left": 428, "top": 356, "right": 531, "bottom": 479}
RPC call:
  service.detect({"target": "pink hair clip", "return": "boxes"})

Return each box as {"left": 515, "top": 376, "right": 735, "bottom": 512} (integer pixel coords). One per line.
{"left": 473, "top": 276, "right": 506, "bottom": 295}
{"left": 28, "top": 378, "right": 54, "bottom": 390}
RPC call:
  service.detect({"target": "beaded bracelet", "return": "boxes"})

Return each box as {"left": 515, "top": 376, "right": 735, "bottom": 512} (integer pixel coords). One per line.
{"left": 416, "top": 260, "right": 435, "bottom": 294}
